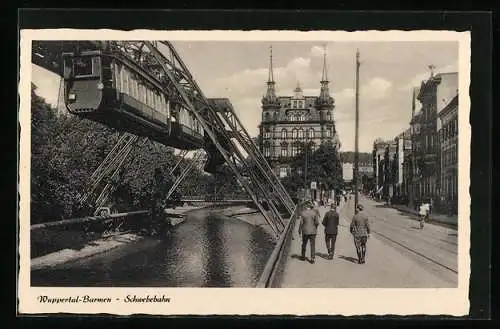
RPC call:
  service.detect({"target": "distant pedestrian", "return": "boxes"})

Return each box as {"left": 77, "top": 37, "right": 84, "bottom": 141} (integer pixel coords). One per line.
{"left": 322, "top": 203, "right": 340, "bottom": 260}
{"left": 349, "top": 204, "right": 370, "bottom": 264}
{"left": 298, "top": 201, "right": 320, "bottom": 264}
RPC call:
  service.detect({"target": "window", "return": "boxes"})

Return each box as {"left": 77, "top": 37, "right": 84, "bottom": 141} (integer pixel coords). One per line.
{"left": 327, "top": 112, "right": 332, "bottom": 121}
{"left": 293, "top": 101, "right": 297, "bottom": 108}
{"left": 264, "top": 143, "right": 271, "bottom": 157}
{"left": 292, "top": 128, "right": 298, "bottom": 139}
{"left": 279, "top": 167, "right": 288, "bottom": 178}
{"left": 326, "top": 129, "right": 331, "bottom": 138}
{"left": 308, "top": 128, "right": 315, "bottom": 139}
{"left": 281, "top": 143, "right": 288, "bottom": 157}
{"left": 73, "top": 56, "right": 95, "bottom": 77}
{"left": 291, "top": 144, "right": 299, "bottom": 157}
{"left": 281, "top": 129, "right": 287, "bottom": 139}
{"left": 297, "top": 129, "right": 304, "bottom": 139}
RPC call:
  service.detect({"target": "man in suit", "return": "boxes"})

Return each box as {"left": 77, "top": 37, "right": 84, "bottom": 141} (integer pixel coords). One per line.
{"left": 349, "top": 204, "right": 370, "bottom": 264}
{"left": 322, "top": 203, "right": 340, "bottom": 260}
{"left": 298, "top": 201, "right": 320, "bottom": 263}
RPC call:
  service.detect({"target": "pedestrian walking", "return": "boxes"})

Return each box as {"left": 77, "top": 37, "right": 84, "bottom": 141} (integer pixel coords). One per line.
{"left": 298, "top": 201, "right": 320, "bottom": 264}
{"left": 322, "top": 203, "right": 340, "bottom": 260}
{"left": 349, "top": 204, "right": 370, "bottom": 264}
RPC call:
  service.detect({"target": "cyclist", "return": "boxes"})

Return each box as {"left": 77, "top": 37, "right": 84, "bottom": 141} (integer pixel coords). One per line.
{"left": 418, "top": 200, "right": 430, "bottom": 229}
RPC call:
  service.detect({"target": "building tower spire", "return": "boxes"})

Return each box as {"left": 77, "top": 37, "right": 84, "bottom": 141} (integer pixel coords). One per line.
{"left": 268, "top": 46, "right": 274, "bottom": 83}
{"left": 319, "top": 44, "right": 332, "bottom": 103}
{"left": 263, "top": 45, "right": 278, "bottom": 104}
{"left": 321, "top": 44, "right": 328, "bottom": 83}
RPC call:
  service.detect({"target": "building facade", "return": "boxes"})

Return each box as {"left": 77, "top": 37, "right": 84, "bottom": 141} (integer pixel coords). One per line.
{"left": 258, "top": 47, "right": 341, "bottom": 180}
{"left": 410, "top": 71, "right": 458, "bottom": 207}
{"left": 400, "top": 127, "right": 413, "bottom": 201}
{"left": 372, "top": 139, "right": 389, "bottom": 196}
{"left": 371, "top": 70, "right": 458, "bottom": 210}
{"left": 438, "top": 94, "right": 458, "bottom": 214}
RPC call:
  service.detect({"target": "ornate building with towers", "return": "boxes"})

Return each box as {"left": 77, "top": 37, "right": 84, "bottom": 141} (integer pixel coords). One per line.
{"left": 258, "top": 46, "right": 341, "bottom": 179}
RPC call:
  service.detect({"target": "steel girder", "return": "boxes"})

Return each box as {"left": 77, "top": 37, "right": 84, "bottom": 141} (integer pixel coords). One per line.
{"left": 31, "top": 40, "right": 296, "bottom": 236}
{"left": 144, "top": 41, "right": 291, "bottom": 235}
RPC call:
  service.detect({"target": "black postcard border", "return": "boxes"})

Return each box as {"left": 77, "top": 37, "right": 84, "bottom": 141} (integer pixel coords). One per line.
{"left": 13, "top": 9, "right": 492, "bottom": 324}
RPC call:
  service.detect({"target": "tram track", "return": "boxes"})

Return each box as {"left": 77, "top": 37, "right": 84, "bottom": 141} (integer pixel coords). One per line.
{"left": 342, "top": 199, "right": 458, "bottom": 275}
{"left": 369, "top": 228, "right": 458, "bottom": 274}
{"left": 362, "top": 207, "right": 458, "bottom": 256}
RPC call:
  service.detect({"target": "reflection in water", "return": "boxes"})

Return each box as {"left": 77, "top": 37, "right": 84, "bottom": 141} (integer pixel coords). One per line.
{"left": 31, "top": 211, "right": 276, "bottom": 287}
{"left": 202, "top": 215, "right": 231, "bottom": 287}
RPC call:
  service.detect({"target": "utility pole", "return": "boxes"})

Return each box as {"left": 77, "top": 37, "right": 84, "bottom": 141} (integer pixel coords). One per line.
{"left": 304, "top": 136, "right": 308, "bottom": 202}
{"left": 354, "top": 49, "right": 360, "bottom": 211}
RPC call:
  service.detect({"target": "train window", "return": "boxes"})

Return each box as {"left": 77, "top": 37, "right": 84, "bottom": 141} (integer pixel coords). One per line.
{"left": 165, "top": 98, "right": 170, "bottom": 117}
{"left": 120, "top": 66, "right": 126, "bottom": 94}
{"left": 131, "top": 78, "right": 137, "bottom": 99}
{"left": 159, "top": 94, "right": 164, "bottom": 114}
{"left": 113, "top": 63, "right": 120, "bottom": 92}
{"left": 138, "top": 84, "right": 143, "bottom": 104}
{"left": 73, "top": 56, "right": 94, "bottom": 77}
{"left": 123, "top": 70, "right": 130, "bottom": 95}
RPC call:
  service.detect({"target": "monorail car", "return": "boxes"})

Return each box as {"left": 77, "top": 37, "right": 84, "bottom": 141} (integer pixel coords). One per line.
{"left": 62, "top": 49, "right": 204, "bottom": 150}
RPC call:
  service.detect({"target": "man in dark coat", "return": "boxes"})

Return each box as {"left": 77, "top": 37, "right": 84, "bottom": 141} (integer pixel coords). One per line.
{"left": 322, "top": 203, "right": 340, "bottom": 260}
{"left": 349, "top": 204, "right": 370, "bottom": 264}
{"left": 298, "top": 201, "right": 320, "bottom": 263}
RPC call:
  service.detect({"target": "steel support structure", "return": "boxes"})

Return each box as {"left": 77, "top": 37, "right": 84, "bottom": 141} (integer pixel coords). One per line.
{"left": 32, "top": 40, "right": 296, "bottom": 236}
{"left": 77, "top": 132, "right": 145, "bottom": 210}
{"left": 145, "top": 41, "right": 291, "bottom": 235}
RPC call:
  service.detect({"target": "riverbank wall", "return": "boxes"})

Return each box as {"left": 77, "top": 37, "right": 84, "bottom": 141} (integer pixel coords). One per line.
{"left": 30, "top": 204, "right": 271, "bottom": 271}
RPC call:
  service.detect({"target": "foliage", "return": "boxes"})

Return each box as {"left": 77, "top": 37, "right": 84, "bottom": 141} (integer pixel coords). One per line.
{"left": 282, "top": 141, "right": 344, "bottom": 197}
{"left": 29, "top": 84, "right": 217, "bottom": 223}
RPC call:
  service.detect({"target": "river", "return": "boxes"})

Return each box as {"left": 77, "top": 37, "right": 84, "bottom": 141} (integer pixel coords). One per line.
{"left": 31, "top": 210, "right": 276, "bottom": 287}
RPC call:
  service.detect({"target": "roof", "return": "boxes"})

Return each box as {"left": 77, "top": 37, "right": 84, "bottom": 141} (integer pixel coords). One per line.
{"left": 437, "top": 94, "right": 458, "bottom": 119}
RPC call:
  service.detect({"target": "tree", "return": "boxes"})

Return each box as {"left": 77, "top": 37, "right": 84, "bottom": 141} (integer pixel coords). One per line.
{"left": 282, "top": 141, "right": 343, "bottom": 197}
{"left": 30, "top": 83, "right": 214, "bottom": 222}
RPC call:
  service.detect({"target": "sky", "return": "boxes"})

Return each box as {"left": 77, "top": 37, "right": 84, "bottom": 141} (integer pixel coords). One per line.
{"left": 31, "top": 40, "right": 458, "bottom": 152}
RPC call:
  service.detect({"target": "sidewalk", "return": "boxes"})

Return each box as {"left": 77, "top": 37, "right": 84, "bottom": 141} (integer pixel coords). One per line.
{"left": 279, "top": 199, "right": 454, "bottom": 288}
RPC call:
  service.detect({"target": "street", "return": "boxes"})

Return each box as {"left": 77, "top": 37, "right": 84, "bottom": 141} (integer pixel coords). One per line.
{"left": 279, "top": 194, "right": 458, "bottom": 288}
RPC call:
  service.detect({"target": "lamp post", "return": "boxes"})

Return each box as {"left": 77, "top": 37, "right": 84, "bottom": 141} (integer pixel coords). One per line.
{"left": 354, "top": 49, "right": 360, "bottom": 211}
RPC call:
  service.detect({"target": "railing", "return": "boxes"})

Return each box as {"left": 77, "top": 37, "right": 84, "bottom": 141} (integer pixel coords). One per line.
{"left": 256, "top": 204, "right": 299, "bottom": 288}
{"left": 30, "top": 210, "right": 150, "bottom": 231}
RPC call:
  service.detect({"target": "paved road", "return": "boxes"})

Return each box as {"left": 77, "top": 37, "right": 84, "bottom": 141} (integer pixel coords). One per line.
{"left": 359, "top": 195, "right": 458, "bottom": 284}
{"left": 279, "top": 195, "right": 458, "bottom": 288}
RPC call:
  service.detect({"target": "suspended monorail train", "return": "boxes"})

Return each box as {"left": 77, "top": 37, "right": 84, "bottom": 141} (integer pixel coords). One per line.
{"left": 61, "top": 48, "right": 205, "bottom": 150}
